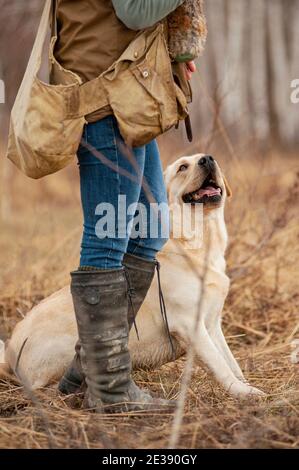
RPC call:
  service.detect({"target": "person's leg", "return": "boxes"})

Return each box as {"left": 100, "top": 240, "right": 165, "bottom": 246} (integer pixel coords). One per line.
{"left": 127, "top": 138, "right": 169, "bottom": 260}
{"left": 60, "top": 115, "right": 143, "bottom": 394}
{"left": 60, "top": 114, "right": 144, "bottom": 394}
{"left": 124, "top": 139, "right": 170, "bottom": 332}
{"left": 78, "top": 116, "right": 146, "bottom": 269}
{"left": 60, "top": 116, "right": 173, "bottom": 411}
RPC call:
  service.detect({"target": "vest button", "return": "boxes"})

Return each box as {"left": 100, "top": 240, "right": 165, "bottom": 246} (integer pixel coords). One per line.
{"left": 142, "top": 70, "right": 149, "bottom": 78}
{"left": 134, "top": 52, "right": 138, "bottom": 58}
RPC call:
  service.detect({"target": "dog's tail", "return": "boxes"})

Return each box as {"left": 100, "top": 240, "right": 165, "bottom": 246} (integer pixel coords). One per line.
{"left": 0, "top": 340, "right": 11, "bottom": 380}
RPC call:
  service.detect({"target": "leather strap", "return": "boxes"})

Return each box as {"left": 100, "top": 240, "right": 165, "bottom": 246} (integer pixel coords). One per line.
{"left": 51, "top": 0, "right": 57, "bottom": 37}
{"left": 184, "top": 115, "right": 193, "bottom": 142}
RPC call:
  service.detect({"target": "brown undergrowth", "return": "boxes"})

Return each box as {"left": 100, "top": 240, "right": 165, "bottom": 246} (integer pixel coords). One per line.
{"left": 0, "top": 149, "right": 298, "bottom": 448}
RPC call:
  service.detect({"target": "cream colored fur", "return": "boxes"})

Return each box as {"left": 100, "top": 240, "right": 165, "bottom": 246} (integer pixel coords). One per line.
{"left": 0, "top": 155, "right": 264, "bottom": 397}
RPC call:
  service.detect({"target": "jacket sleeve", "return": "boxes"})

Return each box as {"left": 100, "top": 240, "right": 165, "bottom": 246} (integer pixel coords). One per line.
{"left": 111, "top": 0, "right": 184, "bottom": 31}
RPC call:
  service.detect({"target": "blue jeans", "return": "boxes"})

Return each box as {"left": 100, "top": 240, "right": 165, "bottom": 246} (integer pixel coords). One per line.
{"left": 77, "top": 115, "right": 169, "bottom": 269}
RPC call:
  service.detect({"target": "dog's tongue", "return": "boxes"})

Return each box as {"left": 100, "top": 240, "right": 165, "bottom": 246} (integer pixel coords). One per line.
{"left": 197, "top": 186, "right": 221, "bottom": 198}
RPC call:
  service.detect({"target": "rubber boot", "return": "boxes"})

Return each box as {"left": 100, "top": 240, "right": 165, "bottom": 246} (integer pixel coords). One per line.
{"left": 123, "top": 253, "right": 156, "bottom": 331}
{"left": 69, "top": 268, "right": 172, "bottom": 412}
{"left": 58, "top": 254, "right": 156, "bottom": 395}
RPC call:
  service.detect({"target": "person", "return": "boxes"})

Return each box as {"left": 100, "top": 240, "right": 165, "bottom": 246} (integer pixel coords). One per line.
{"left": 53, "top": 0, "right": 196, "bottom": 412}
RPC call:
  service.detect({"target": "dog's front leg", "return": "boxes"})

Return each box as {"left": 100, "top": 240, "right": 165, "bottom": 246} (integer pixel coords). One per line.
{"left": 191, "top": 321, "right": 263, "bottom": 397}
{"left": 203, "top": 287, "right": 246, "bottom": 382}
{"left": 210, "top": 319, "right": 246, "bottom": 381}
{"left": 193, "top": 321, "right": 265, "bottom": 397}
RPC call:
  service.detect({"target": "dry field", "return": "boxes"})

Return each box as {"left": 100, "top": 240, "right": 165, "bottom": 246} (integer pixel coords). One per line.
{"left": 0, "top": 146, "right": 298, "bottom": 449}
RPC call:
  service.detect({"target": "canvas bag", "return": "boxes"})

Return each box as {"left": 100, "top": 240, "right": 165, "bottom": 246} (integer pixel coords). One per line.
{"left": 6, "top": 0, "right": 188, "bottom": 179}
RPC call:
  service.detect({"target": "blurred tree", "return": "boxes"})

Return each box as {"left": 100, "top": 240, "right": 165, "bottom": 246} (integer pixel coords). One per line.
{"left": 194, "top": 0, "right": 299, "bottom": 151}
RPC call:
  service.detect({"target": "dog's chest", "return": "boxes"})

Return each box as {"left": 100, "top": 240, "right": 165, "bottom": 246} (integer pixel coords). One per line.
{"left": 160, "top": 254, "right": 229, "bottom": 310}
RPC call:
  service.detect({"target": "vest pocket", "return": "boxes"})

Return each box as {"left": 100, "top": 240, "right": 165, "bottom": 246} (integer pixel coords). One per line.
{"left": 103, "top": 25, "right": 187, "bottom": 147}
{"left": 131, "top": 58, "right": 178, "bottom": 133}
{"left": 105, "top": 63, "right": 162, "bottom": 147}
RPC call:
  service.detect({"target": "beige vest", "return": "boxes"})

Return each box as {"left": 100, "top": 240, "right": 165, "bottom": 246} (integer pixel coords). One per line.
{"left": 54, "top": 0, "right": 138, "bottom": 122}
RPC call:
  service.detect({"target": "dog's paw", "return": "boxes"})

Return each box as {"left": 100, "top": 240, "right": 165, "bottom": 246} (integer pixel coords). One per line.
{"left": 245, "top": 386, "right": 266, "bottom": 398}
{"left": 228, "top": 381, "right": 266, "bottom": 399}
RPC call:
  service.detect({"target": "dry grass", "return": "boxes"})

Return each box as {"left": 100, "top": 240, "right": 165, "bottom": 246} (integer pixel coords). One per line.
{"left": 0, "top": 148, "right": 298, "bottom": 449}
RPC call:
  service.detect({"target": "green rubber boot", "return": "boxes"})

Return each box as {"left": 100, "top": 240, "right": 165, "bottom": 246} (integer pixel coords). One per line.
{"left": 58, "top": 254, "right": 156, "bottom": 396}
{"left": 68, "top": 268, "right": 173, "bottom": 413}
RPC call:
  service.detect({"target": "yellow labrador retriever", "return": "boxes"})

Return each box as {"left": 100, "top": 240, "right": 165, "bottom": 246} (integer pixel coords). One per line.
{"left": 0, "top": 155, "right": 264, "bottom": 398}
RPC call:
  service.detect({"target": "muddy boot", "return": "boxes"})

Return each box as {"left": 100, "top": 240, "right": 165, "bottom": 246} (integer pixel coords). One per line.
{"left": 123, "top": 253, "right": 156, "bottom": 330}
{"left": 69, "top": 269, "right": 173, "bottom": 413}
{"left": 58, "top": 340, "right": 84, "bottom": 396}
{"left": 58, "top": 255, "right": 156, "bottom": 395}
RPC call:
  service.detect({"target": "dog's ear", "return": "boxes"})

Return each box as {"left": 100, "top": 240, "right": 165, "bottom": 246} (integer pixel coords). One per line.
{"left": 223, "top": 175, "right": 232, "bottom": 198}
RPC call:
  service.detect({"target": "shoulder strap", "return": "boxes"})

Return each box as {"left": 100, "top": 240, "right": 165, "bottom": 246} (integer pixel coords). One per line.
{"left": 18, "top": 0, "right": 52, "bottom": 79}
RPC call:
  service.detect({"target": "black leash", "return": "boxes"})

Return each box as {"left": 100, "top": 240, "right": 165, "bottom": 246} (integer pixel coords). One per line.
{"left": 155, "top": 261, "right": 176, "bottom": 360}
{"left": 124, "top": 270, "right": 140, "bottom": 341}
{"left": 125, "top": 262, "right": 175, "bottom": 359}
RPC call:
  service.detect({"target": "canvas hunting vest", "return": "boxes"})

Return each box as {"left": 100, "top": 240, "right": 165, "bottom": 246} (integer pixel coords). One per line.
{"left": 54, "top": 0, "right": 138, "bottom": 122}
{"left": 54, "top": 0, "right": 192, "bottom": 122}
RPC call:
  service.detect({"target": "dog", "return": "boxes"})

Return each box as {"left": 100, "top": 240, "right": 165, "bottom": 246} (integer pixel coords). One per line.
{"left": 0, "top": 154, "right": 264, "bottom": 398}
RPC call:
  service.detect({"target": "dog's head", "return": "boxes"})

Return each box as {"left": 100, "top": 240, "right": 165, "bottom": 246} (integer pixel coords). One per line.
{"left": 164, "top": 154, "right": 232, "bottom": 211}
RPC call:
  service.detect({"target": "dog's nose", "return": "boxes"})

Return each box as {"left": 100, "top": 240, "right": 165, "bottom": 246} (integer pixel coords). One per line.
{"left": 199, "top": 155, "right": 215, "bottom": 170}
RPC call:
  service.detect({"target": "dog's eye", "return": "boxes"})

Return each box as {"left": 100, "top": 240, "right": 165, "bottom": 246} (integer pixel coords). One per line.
{"left": 178, "top": 164, "right": 188, "bottom": 173}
